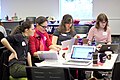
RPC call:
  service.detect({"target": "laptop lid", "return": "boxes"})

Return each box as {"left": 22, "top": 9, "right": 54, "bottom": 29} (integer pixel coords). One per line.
{"left": 37, "top": 51, "right": 59, "bottom": 60}
{"left": 70, "top": 45, "right": 96, "bottom": 60}
{"left": 99, "top": 44, "right": 119, "bottom": 53}
{"left": 61, "top": 38, "right": 75, "bottom": 53}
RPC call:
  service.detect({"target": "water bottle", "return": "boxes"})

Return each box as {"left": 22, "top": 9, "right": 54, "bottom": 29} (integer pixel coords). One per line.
{"left": 78, "top": 38, "right": 83, "bottom": 45}
{"left": 93, "top": 49, "right": 98, "bottom": 66}
{"left": 5, "top": 15, "right": 9, "bottom": 20}
{"left": 91, "top": 38, "right": 96, "bottom": 46}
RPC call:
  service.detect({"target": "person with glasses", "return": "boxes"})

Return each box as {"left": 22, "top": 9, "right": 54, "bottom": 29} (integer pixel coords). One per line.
{"left": 29, "top": 16, "right": 60, "bottom": 65}
{"left": 87, "top": 13, "right": 112, "bottom": 79}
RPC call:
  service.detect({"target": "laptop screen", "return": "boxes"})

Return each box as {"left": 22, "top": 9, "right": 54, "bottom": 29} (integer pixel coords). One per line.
{"left": 71, "top": 46, "right": 96, "bottom": 60}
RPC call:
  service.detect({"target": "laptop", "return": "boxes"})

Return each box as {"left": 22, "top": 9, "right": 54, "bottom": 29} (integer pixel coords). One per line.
{"left": 63, "top": 45, "right": 96, "bottom": 66}
{"left": 61, "top": 38, "right": 75, "bottom": 53}
{"left": 37, "top": 51, "right": 59, "bottom": 60}
{"left": 99, "top": 44, "right": 119, "bottom": 53}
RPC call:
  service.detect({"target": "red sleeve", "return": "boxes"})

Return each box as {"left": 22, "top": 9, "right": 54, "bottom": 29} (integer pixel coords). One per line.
{"left": 29, "top": 36, "right": 37, "bottom": 56}
{"left": 45, "top": 32, "right": 52, "bottom": 47}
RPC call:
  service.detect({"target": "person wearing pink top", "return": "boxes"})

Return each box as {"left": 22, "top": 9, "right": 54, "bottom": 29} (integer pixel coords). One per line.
{"left": 87, "top": 13, "right": 112, "bottom": 79}
{"left": 87, "top": 13, "right": 111, "bottom": 47}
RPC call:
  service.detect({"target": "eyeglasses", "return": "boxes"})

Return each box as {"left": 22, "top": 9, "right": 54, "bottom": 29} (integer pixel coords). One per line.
{"left": 40, "top": 25, "right": 48, "bottom": 28}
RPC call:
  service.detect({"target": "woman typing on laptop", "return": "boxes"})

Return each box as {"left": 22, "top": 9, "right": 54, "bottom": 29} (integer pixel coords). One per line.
{"left": 87, "top": 13, "right": 112, "bottom": 79}
{"left": 87, "top": 13, "right": 112, "bottom": 47}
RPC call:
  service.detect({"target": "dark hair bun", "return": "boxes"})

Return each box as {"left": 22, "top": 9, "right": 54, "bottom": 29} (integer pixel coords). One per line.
{"left": 36, "top": 16, "right": 47, "bottom": 25}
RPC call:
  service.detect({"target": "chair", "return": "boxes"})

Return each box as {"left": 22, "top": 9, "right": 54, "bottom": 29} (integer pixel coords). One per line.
{"left": 26, "top": 66, "right": 71, "bottom": 80}
{"left": 26, "top": 17, "right": 36, "bottom": 24}
{"left": 6, "top": 28, "right": 12, "bottom": 36}
{"left": 9, "top": 76, "right": 27, "bottom": 80}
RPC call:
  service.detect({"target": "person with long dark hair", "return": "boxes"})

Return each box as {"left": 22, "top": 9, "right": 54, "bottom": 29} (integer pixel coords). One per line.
{"left": 1, "top": 21, "right": 34, "bottom": 78}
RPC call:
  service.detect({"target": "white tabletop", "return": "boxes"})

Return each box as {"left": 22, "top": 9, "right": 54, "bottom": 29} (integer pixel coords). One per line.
{"left": 35, "top": 54, "right": 118, "bottom": 71}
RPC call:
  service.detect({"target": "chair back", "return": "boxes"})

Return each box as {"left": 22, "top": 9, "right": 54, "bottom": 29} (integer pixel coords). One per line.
{"left": 26, "top": 66, "right": 71, "bottom": 80}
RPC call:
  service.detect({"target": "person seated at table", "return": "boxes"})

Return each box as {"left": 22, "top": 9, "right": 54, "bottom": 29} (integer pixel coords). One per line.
{"left": 0, "top": 21, "right": 7, "bottom": 37}
{"left": 87, "top": 13, "right": 111, "bottom": 46}
{"left": 87, "top": 13, "right": 112, "bottom": 79}
{"left": 1, "top": 21, "right": 34, "bottom": 78}
{"left": 29, "top": 16, "right": 60, "bottom": 65}
{"left": 52, "top": 14, "right": 85, "bottom": 80}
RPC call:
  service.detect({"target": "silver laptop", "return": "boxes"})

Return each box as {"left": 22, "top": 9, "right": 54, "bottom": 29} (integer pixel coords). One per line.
{"left": 63, "top": 45, "right": 96, "bottom": 66}
{"left": 61, "top": 38, "right": 75, "bottom": 53}
{"left": 37, "top": 51, "right": 59, "bottom": 60}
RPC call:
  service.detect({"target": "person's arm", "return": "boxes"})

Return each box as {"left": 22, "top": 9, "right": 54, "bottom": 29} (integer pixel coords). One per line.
{"left": 1, "top": 38, "right": 18, "bottom": 59}
{"left": 27, "top": 52, "right": 32, "bottom": 67}
{"left": 52, "top": 35, "right": 58, "bottom": 45}
{"left": 29, "top": 36, "right": 38, "bottom": 57}
{"left": 87, "top": 27, "right": 94, "bottom": 44}
{"left": 45, "top": 32, "right": 61, "bottom": 51}
{"left": 107, "top": 27, "right": 112, "bottom": 44}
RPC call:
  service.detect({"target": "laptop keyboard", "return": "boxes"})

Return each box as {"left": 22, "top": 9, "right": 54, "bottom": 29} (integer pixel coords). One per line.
{"left": 68, "top": 60, "right": 90, "bottom": 63}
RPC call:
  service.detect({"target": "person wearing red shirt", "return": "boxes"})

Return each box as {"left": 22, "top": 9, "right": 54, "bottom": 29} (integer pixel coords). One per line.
{"left": 29, "top": 16, "right": 60, "bottom": 65}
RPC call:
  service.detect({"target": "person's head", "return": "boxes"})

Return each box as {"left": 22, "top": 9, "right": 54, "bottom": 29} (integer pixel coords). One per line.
{"left": 59, "top": 14, "right": 74, "bottom": 34}
{"left": 11, "top": 21, "right": 35, "bottom": 36}
{"left": 95, "top": 13, "right": 108, "bottom": 31}
{"left": 36, "top": 16, "right": 48, "bottom": 33}
{"left": 20, "top": 21, "right": 35, "bottom": 36}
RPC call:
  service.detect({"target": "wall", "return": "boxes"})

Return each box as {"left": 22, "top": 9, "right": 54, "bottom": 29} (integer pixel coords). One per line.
{"left": 93, "top": 0, "right": 120, "bottom": 34}
{"left": 1, "top": 0, "right": 59, "bottom": 20}
{"left": 1, "top": 0, "right": 120, "bottom": 34}
{"left": 0, "top": 0, "right": 1, "bottom": 19}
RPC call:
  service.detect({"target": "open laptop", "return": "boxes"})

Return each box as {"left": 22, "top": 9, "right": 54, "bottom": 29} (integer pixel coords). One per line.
{"left": 63, "top": 45, "right": 96, "bottom": 66}
{"left": 99, "top": 44, "right": 119, "bottom": 53}
{"left": 61, "top": 38, "right": 75, "bottom": 53}
{"left": 37, "top": 51, "right": 59, "bottom": 60}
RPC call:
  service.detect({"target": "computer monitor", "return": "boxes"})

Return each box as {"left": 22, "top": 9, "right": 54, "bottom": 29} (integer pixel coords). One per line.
{"left": 26, "top": 17, "right": 36, "bottom": 24}
{"left": 74, "top": 26, "right": 89, "bottom": 34}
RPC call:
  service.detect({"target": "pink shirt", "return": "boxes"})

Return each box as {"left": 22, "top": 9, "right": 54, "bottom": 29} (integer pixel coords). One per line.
{"left": 87, "top": 26, "right": 111, "bottom": 43}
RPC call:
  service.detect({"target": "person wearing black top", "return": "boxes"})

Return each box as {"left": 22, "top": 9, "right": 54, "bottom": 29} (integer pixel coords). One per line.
{"left": 52, "top": 14, "right": 85, "bottom": 80}
{"left": 1, "top": 21, "right": 35, "bottom": 78}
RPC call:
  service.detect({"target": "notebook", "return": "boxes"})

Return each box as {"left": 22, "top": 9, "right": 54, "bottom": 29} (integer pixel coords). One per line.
{"left": 37, "top": 51, "right": 59, "bottom": 60}
{"left": 99, "top": 44, "right": 119, "bottom": 53}
{"left": 61, "top": 38, "right": 75, "bottom": 53}
{"left": 63, "top": 45, "right": 96, "bottom": 66}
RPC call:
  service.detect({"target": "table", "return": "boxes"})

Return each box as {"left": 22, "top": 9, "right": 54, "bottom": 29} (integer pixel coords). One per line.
{"left": 35, "top": 54, "right": 118, "bottom": 71}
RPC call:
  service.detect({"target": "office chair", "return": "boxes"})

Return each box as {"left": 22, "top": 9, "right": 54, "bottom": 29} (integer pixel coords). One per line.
{"left": 26, "top": 66, "right": 71, "bottom": 80}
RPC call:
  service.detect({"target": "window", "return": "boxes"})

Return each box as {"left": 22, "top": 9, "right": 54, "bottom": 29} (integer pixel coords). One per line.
{"left": 59, "top": 0, "right": 93, "bottom": 19}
